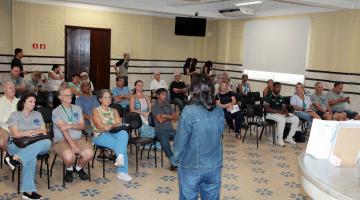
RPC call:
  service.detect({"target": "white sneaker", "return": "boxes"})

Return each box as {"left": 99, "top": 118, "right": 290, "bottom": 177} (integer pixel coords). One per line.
{"left": 285, "top": 137, "right": 297, "bottom": 145}
{"left": 114, "top": 154, "right": 124, "bottom": 167}
{"left": 277, "top": 140, "right": 286, "bottom": 147}
{"left": 117, "top": 172, "right": 132, "bottom": 182}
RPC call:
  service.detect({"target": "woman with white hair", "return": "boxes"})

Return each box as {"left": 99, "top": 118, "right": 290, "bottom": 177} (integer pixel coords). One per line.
{"left": 80, "top": 72, "right": 94, "bottom": 91}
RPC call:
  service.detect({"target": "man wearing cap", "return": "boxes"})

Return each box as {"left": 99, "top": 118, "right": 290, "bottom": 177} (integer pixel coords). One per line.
{"left": 150, "top": 72, "right": 168, "bottom": 100}
{"left": 169, "top": 72, "right": 187, "bottom": 111}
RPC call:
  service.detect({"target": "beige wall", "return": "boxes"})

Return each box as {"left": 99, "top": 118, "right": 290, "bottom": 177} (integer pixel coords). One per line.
{"left": 0, "top": 0, "right": 12, "bottom": 54}
{"left": 2, "top": 1, "right": 360, "bottom": 73}
{"left": 9, "top": 1, "right": 221, "bottom": 62}
{"left": 307, "top": 10, "right": 360, "bottom": 73}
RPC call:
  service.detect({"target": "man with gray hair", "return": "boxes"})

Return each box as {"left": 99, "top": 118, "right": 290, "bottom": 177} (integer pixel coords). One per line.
{"left": 150, "top": 71, "right": 168, "bottom": 100}
{"left": 0, "top": 81, "right": 19, "bottom": 153}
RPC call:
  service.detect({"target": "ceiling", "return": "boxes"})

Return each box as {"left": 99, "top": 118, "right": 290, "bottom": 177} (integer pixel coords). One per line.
{"left": 22, "top": 0, "right": 360, "bottom": 19}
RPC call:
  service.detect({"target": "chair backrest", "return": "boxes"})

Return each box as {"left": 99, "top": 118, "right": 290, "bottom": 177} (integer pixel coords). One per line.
{"left": 124, "top": 112, "right": 142, "bottom": 130}
{"left": 246, "top": 104, "right": 255, "bottom": 118}
{"left": 36, "top": 91, "right": 49, "bottom": 107}
{"left": 248, "top": 92, "right": 261, "bottom": 101}
{"left": 37, "top": 106, "right": 54, "bottom": 139}
{"left": 37, "top": 106, "right": 53, "bottom": 123}
{"left": 109, "top": 103, "right": 124, "bottom": 118}
{"left": 148, "top": 112, "right": 155, "bottom": 127}
{"left": 283, "top": 96, "right": 291, "bottom": 105}
{"left": 254, "top": 104, "right": 264, "bottom": 117}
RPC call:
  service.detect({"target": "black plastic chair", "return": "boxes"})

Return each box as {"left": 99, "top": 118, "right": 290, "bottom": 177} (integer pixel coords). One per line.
{"left": 91, "top": 145, "right": 112, "bottom": 178}
{"left": 12, "top": 153, "right": 51, "bottom": 194}
{"left": 110, "top": 103, "right": 124, "bottom": 118}
{"left": 242, "top": 104, "right": 264, "bottom": 148}
{"left": 148, "top": 112, "right": 173, "bottom": 167}
{"left": 50, "top": 153, "right": 91, "bottom": 187}
{"left": 124, "top": 112, "right": 157, "bottom": 172}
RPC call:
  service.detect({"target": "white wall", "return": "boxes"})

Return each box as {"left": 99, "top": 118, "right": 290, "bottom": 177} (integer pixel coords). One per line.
{"left": 243, "top": 17, "right": 310, "bottom": 75}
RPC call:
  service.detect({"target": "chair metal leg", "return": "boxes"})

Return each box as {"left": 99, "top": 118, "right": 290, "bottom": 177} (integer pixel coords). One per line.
{"left": 161, "top": 150, "right": 164, "bottom": 167}
{"left": 62, "top": 162, "right": 65, "bottom": 187}
{"left": 17, "top": 165, "right": 20, "bottom": 194}
{"left": 140, "top": 145, "right": 146, "bottom": 160}
{"left": 88, "top": 162, "right": 91, "bottom": 182}
{"left": 39, "top": 159, "right": 43, "bottom": 178}
{"left": 102, "top": 156, "right": 105, "bottom": 178}
{"left": 272, "top": 126, "right": 276, "bottom": 145}
{"left": 46, "top": 159, "right": 50, "bottom": 189}
{"left": 92, "top": 147, "right": 98, "bottom": 168}
{"left": 154, "top": 141, "right": 157, "bottom": 168}
{"left": 50, "top": 154, "right": 57, "bottom": 177}
{"left": 242, "top": 127, "right": 249, "bottom": 143}
{"left": 12, "top": 168, "right": 15, "bottom": 182}
{"left": 256, "top": 128, "right": 259, "bottom": 149}
{"left": 0, "top": 149, "right": 2, "bottom": 168}
{"left": 135, "top": 146, "right": 139, "bottom": 172}
{"left": 259, "top": 126, "right": 265, "bottom": 140}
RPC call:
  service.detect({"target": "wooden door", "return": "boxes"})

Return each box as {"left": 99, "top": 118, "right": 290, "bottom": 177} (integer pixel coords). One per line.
{"left": 90, "top": 29, "right": 111, "bottom": 89}
{"left": 65, "top": 26, "right": 111, "bottom": 89}
{"left": 65, "top": 27, "right": 90, "bottom": 81}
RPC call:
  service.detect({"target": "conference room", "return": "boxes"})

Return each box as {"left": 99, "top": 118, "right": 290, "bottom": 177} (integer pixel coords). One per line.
{"left": 0, "top": 0, "right": 359, "bottom": 199}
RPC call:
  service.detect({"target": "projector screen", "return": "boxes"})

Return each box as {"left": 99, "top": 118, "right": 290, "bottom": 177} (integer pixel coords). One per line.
{"left": 243, "top": 17, "right": 310, "bottom": 74}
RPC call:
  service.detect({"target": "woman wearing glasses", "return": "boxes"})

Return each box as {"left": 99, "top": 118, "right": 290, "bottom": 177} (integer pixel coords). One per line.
{"left": 91, "top": 89, "right": 131, "bottom": 182}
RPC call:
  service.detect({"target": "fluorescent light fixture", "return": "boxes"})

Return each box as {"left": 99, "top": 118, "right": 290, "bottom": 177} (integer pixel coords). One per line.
{"left": 235, "top": 1, "right": 263, "bottom": 6}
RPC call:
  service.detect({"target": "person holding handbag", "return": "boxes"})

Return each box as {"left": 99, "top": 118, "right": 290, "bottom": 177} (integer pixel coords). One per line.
{"left": 215, "top": 83, "right": 245, "bottom": 138}
{"left": 5, "top": 93, "right": 51, "bottom": 200}
{"left": 91, "top": 89, "right": 131, "bottom": 182}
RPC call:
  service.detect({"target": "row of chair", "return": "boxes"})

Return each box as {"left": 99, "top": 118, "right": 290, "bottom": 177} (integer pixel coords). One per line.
{"left": 1, "top": 104, "right": 162, "bottom": 194}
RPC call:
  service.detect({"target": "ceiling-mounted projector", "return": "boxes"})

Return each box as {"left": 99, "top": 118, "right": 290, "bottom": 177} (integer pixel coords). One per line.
{"left": 219, "top": 7, "right": 255, "bottom": 17}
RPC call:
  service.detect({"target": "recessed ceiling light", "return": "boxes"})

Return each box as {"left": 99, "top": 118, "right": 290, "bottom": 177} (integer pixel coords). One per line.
{"left": 235, "top": 1, "right": 263, "bottom": 6}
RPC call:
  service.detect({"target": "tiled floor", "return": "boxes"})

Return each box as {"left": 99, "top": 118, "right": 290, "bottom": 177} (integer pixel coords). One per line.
{"left": 0, "top": 129, "right": 311, "bottom": 200}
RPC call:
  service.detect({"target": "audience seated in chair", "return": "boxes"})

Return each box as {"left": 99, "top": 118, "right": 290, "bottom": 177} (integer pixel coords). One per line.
{"left": 5, "top": 93, "right": 51, "bottom": 200}
{"left": 151, "top": 88, "right": 177, "bottom": 171}
{"left": 290, "top": 83, "right": 321, "bottom": 129}
{"left": 0, "top": 82, "right": 19, "bottom": 157}
{"left": 237, "top": 74, "right": 251, "bottom": 97}
{"left": 215, "top": 83, "right": 245, "bottom": 138}
{"left": 80, "top": 72, "right": 94, "bottom": 91}
{"left": 326, "top": 82, "right": 360, "bottom": 120}
{"left": 214, "top": 73, "right": 226, "bottom": 95}
{"left": 112, "top": 76, "right": 131, "bottom": 112}
{"left": 169, "top": 72, "right": 188, "bottom": 111}
{"left": 130, "top": 80, "right": 157, "bottom": 146}
{"left": 26, "top": 70, "right": 47, "bottom": 94}
{"left": 68, "top": 74, "right": 82, "bottom": 98}
{"left": 75, "top": 81, "right": 100, "bottom": 134}
{"left": 264, "top": 82, "right": 299, "bottom": 147}
{"left": 263, "top": 79, "right": 273, "bottom": 97}
{"left": 150, "top": 72, "right": 168, "bottom": 100}
{"left": 310, "top": 82, "right": 346, "bottom": 120}
{"left": 91, "top": 89, "right": 131, "bottom": 182}
{"left": 52, "top": 87, "right": 93, "bottom": 183}
{"left": 6, "top": 66, "right": 26, "bottom": 98}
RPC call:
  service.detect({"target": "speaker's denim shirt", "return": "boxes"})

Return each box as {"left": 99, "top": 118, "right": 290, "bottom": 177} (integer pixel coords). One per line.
{"left": 171, "top": 104, "right": 225, "bottom": 169}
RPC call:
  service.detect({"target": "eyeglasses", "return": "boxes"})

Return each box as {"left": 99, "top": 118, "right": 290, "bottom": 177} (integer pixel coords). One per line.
{"left": 102, "top": 96, "right": 112, "bottom": 99}
{"left": 61, "top": 94, "right": 73, "bottom": 97}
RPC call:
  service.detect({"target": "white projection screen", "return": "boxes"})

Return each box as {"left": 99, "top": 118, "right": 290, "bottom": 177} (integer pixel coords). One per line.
{"left": 243, "top": 17, "right": 310, "bottom": 74}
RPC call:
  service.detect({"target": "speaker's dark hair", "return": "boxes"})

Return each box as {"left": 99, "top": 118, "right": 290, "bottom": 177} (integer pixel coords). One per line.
{"left": 189, "top": 73, "right": 216, "bottom": 111}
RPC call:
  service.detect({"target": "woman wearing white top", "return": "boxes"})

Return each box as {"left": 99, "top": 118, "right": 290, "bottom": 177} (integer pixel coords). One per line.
{"left": 47, "top": 64, "right": 64, "bottom": 105}
{"left": 80, "top": 72, "right": 94, "bottom": 91}
{"left": 47, "top": 64, "right": 64, "bottom": 91}
{"left": 290, "top": 83, "right": 320, "bottom": 129}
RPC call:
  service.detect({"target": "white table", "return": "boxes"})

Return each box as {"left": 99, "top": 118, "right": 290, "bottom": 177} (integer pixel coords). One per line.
{"left": 298, "top": 153, "right": 360, "bottom": 200}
